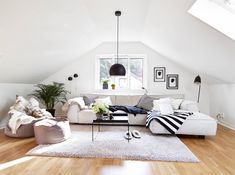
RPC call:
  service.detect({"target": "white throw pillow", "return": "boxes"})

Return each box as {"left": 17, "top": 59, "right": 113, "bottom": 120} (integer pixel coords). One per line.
{"left": 180, "top": 100, "right": 199, "bottom": 112}
{"left": 152, "top": 98, "right": 171, "bottom": 111}
{"left": 95, "top": 97, "right": 112, "bottom": 106}
{"left": 171, "top": 98, "right": 183, "bottom": 110}
{"left": 159, "top": 103, "right": 174, "bottom": 115}
{"left": 152, "top": 99, "right": 160, "bottom": 111}
{"left": 153, "top": 98, "right": 183, "bottom": 111}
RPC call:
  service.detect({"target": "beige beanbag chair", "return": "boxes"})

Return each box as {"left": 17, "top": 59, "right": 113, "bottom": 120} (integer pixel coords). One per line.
{"left": 34, "top": 118, "right": 71, "bottom": 144}
{"left": 4, "top": 121, "right": 35, "bottom": 138}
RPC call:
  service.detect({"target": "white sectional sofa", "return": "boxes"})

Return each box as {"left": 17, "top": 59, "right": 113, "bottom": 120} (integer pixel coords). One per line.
{"left": 66, "top": 94, "right": 217, "bottom": 136}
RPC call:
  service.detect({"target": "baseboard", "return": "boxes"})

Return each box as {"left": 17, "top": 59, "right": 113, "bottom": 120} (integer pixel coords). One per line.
{"left": 70, "top": 123, "right": 145, "bottom": 127}
{"left": 218, "top": 121, "right": 235, "bottom": 131}
{"left": 0, "top": 124, "right": 5, "bottom": 129}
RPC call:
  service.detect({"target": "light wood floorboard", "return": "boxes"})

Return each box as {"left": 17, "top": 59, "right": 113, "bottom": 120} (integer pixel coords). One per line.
{"left": 0, "top": 125, "right": 235, "bottom": 175}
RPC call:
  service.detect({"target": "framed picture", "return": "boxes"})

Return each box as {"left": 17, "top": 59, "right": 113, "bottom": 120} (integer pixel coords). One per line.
{"left": 154, "top": 67, "right": 166, "bottom": 82}
{"left": 166, "top": 74, "right": 179, "bottom": 89}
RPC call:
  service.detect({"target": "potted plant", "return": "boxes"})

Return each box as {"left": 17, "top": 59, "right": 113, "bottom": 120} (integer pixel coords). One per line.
{"left": 102, "top": 79, "right": 110, "bottom": 89}
{"left": 92, "top": 103, "right": 109, "bottom": 119}
{"left": 111, "top": 83, "right": 116, "bottom": 90}
{"left": 30, "top": 82, "right": 69, "bottom": 116}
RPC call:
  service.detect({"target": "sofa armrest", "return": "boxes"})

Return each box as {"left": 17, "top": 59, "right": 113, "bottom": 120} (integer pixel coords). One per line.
{"left": 67, "top": 104, "right": 81, "bottom": 123}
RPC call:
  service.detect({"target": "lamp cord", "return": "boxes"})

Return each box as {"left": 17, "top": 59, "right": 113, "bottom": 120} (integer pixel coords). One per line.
{"left": 198, "top": 84, "right": 201, "bottom": 103}
{"left": 117, "top": 15, "right": 119, "bottom": 63}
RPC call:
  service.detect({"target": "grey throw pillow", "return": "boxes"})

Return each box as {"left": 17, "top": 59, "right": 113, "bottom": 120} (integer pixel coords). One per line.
{"left": 83, "top": 96, "right": 97, "bottom": 106}
{"left": 136, "top": 94, "right": 156, "bottom": 111}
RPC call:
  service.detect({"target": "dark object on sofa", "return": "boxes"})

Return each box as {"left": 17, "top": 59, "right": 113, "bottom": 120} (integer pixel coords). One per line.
{"left": 109, "top": 105, "right": 147, "bottom": 116}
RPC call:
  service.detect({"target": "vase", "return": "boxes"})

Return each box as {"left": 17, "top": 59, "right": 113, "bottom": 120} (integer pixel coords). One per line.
{"left": 96, "top": 113, "right": 103, "bottom": 120}
{"left": 46, "top": 109, "right": 55, "bottom": 117}
{"left": 103, "top": 83, "right": 108, "bottom": 89}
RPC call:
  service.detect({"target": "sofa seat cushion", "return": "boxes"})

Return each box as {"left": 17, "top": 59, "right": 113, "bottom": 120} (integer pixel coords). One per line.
{"left": 128, "top": 114, "right": 147, "bottom": 125}
{"left": 78, "top": 109, "right": 96, "bottom": 123}
{"left": 149, "top": 112, "right": 217, "bottom": 136}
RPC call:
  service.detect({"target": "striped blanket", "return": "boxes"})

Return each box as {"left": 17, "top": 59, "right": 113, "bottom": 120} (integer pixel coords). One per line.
{"left": 146, "top": 111, "right": 193, "bottom": 134}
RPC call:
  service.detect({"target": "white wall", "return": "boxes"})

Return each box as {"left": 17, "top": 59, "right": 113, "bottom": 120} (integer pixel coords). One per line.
{"left": 43, "top": 42, "right": 210, "bottom": 115}
{"left": 0, "top": 83, "right": 34, "bottom": 128}
{"left": 209, "top": 84, "right": 235, "bottom": 129}
{"left": 143, "top": 0, "right": 235, "bottom": 84}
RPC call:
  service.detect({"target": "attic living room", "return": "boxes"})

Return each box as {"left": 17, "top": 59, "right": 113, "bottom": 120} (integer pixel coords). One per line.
{"left": 0, "top": 0, "right": 235, "bottom": 174}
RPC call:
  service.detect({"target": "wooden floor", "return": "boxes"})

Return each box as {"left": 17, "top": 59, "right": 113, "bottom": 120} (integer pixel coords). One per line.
{"left": 0, "top": 125, "right": 235, "bottom": 175}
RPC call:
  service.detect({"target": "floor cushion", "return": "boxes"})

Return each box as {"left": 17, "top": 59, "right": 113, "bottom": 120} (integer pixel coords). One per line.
{"left": 34, "top": 118, "right": 71, "bottom": 144}
{"left": 4, "top": 121, "right": 35, "bottom": 138}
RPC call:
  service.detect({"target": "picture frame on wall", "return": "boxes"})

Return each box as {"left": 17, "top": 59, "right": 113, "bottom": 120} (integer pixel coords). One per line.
{"left": 154, "top": 67, "right": 166, "bottom": 82}
{"left": 166, "top": 74, "right": 179, "bottom": 89}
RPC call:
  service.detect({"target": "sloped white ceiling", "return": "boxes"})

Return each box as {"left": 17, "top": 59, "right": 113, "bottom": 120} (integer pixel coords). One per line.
{"left": 143, "top": 0, "right": 235, "bottom": 83}
{"left": 0, "top": 0, "right": 234, "bottom": 83}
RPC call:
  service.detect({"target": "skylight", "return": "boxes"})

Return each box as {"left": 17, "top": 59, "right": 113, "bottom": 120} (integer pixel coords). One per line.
{"left": 188, "top": 0, "right": 235, "bottom": 40}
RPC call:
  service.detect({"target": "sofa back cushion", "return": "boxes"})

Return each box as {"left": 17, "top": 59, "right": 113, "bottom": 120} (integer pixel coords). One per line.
{"left": 180, "top": 100, "right": 199, "bottom": 112}
{"left": 153, "top": 97, "right": 183, "bottom": 111}
{"left": 158, "top": 98, "right": 174, "bottom": 115}
{"left": 95, "top": 97, "right": 113, "bottom": 106}
{"left": 136, "top": 94, "right": 156, "bottom": 111}
{"left": 81, "top": 94, "right": 184, "bottom": 107}
{"left": 83, "top": 95, "right": 98, "bottom": 106}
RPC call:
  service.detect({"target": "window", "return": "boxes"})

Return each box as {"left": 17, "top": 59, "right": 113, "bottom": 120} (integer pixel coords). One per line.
{"left": 96, "top": 55, "right": 147, "bottom": 90}
{"left": 188, "top": 0, "right": 235, "bottom": 40}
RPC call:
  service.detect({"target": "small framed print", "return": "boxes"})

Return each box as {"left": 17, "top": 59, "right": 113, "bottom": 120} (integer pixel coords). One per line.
{"left": 166, "top": 74, "right": 179, "bottom": 89}
{"left": 154, "top": 67, "right": 166, "bottom": 82}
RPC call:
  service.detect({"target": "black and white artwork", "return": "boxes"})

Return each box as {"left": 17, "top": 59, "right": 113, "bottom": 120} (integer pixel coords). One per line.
{"left": 166, "top": 74, "right": 179, "bottom": 89}
{"left": 154, "top": 67, "right": 166, "bottom": 82}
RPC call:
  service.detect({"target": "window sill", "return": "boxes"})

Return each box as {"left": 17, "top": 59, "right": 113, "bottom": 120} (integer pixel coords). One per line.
{"left": 93, "top": 89, "right": 145, "bottom": 95}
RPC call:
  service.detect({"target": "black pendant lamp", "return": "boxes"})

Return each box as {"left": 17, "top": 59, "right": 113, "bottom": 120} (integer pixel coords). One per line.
{"left": 109, "top": 11, "right": 126, "bottom": 76}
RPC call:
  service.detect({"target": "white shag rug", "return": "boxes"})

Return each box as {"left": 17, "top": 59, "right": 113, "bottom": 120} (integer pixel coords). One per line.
{"left": 27, "top": 125, "right": 199, "bottom": 162}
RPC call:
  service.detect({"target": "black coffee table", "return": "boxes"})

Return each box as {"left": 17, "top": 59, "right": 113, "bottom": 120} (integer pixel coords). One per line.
{"left": 92, "top": 116, "right": 130, "bottom": 142}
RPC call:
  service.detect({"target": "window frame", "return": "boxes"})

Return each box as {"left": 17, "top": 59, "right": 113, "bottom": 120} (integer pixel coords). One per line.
{"left": 95, "top": 54, "right": 147, "bottom": 90}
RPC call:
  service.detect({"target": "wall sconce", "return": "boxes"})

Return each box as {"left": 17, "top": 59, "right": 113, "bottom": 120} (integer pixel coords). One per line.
{"left": 73, "top": 73, "right": 78, "bottom": 78}
{"left": 68, "top": 77, "right": 73, "bottom": 81}
{"left": 193, "top": 75, "right": 201, "bottom": 103}
{"left": 142, "top": 87, "right": 148, "bottom": 94}
{"left": 68, "top": 73, "right": 78, "bottom": 81}
{"left": 67, "top": 73, "right": 79, "bottom": 97}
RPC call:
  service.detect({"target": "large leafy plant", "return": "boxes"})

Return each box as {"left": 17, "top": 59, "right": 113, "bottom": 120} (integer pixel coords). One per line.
{"left": 30, "top": 82, "right": 69, "bottom": 109}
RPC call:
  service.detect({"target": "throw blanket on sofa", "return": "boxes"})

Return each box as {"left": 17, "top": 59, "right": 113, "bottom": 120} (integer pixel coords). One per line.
{"left": 109, "top": 105, "right": 147, "bottom": 116}
{"left": 62, "top": 97, "right": 88, "bottom": 112}
{"left": 146, "top": 111, "right": 193, "bottom": 134}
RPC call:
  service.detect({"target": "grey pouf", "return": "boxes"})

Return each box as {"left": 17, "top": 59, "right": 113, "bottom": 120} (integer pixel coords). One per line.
{"left": 34, "top": 118, "right": 71, "bottom": 144}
